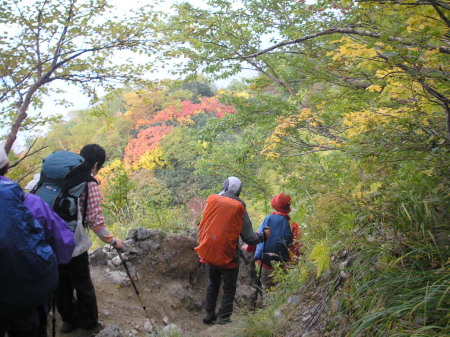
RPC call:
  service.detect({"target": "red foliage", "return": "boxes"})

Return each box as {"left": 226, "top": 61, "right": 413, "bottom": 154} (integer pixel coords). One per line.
{"left": 153, "top": 97, "right": 235, "bottom": 123}
{"left": 124, "top": 124, "right": 174, "bottom": 164}
{"left": 153, "top": 106, "right": 179, "bottom": 123}
{"left": 125, "top": 95, "right": 235, "bottom": 165}
{"left": 134, "top": 118, "right": 154, "bottom": 130}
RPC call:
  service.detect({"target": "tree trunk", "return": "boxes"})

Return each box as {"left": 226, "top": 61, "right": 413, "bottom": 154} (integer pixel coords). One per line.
{"left": 4, "top": 81, "right": 42, "bottom": 154}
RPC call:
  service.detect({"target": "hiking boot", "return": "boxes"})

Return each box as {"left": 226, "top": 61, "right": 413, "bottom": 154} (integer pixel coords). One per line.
{"left": 215, "top": 316, "right": 231, "bottom": 325}
{"left": 202, "top": 310, "right": 217, "bottom": 324}
{"left": 60, "top": 321, "right": 79, "bottom": 333}
{"left": 81, "top": 321, "right": 104, "bottom": 337}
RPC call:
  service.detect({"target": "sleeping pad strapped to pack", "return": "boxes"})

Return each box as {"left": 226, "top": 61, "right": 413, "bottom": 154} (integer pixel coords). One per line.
{"left": 195, "top": 194, "right": 245, "bottom": 266}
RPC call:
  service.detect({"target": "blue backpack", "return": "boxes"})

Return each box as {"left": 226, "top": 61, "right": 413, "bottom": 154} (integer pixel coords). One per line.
{"left": 254, "top": 214, "right": 293, "bottom": 266}
{"left": 32, "top": 151, "right": 94, "bottom": 232}
{"left": 0, "top": 179, "right": 58, "bottom": 318}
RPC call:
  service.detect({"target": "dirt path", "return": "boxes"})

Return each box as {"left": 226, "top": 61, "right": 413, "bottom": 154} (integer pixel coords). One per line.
{"left": 47, "top": 230, "right": 250, "bottom": 337}
{"left": 49, "top": 264, "right": 234, "bottom": 337}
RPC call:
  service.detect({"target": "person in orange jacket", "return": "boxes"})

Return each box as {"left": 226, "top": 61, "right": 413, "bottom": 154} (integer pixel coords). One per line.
{"left": 195, "top": 177, "right": 271, "bottom": 324}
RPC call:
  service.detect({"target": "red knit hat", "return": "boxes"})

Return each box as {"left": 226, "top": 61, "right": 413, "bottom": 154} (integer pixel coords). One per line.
{"left": 271, "top": 193, "right": 292, "bottom": 213}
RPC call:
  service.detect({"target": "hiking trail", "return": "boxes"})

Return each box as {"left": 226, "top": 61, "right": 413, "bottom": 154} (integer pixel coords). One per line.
{"left": 49, "top": 228, "right": 257, "bottom": 337}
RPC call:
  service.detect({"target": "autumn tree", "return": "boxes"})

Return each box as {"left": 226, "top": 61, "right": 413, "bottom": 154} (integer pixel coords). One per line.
{"left": 124, "top": 93, "right": 235, "bottom": 165}
{"left": 0, "top": 0, "right": 161, "bottom": 153}
{"left": 159, "top": 5, "right": 449, "bottom": 334}
{"left": 162, "top": 0, "right": 449, "bottom": 146}
{"left": 122, "top": 88, "right": 168, "bottom": 125}
{"left": 156, "top": 128, "right": 214, "bottom": 204}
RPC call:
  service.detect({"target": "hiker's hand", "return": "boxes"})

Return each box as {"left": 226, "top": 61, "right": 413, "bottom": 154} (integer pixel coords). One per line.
{"left": 112, "top": 238, "right": 125, "bottom": 251}
{"left": 241, "top": 244, "right": 256, "bottom": 253}
{"left": 263, "top": 227, "right": 271, "bottom": 239}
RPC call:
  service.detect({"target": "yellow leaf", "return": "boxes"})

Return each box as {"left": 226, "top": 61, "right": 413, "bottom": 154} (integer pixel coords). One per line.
{"left": 307, "top": 240, "right": 331, "bottom": 277}
{"left": 367, "top": 85, "right": 383, "bottom": 93}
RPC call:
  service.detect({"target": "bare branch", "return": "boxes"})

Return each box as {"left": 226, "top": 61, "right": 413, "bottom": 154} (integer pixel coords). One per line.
{"left": 51, "top": 0, "right": 76, "bottom": 69}
{"left": 8, "top": 138, "right": 47, "bottom": 169}
{"left": 35, "top": 0, "right": 50, "bottom": 77}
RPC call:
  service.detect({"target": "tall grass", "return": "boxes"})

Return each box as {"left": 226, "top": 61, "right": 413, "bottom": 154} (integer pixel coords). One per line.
{"left": 342, "top": 241, "right": 449, "bottom": 336}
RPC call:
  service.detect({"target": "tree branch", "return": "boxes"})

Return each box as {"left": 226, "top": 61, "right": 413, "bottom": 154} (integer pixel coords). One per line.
{"left": 51, "top": 0, "right": 76, "bottom": 69}
{"left": 356, "top": 0, "right": 450, "bottom": 11}
{"left": 281, "top": 148, "right": 340, "bottom": 157}
{"left": 8, "top": 138, "right": 47, "bottom": 169}
{"left": 241, "top": 28, "right": 450, "bottom": 59}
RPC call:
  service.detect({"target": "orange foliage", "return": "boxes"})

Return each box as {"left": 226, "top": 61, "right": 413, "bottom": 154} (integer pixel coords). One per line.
{"left": 201, "top": 97, "right": 235, "bottom": 118}
{"left": 124, "top": 124, "right": 174, "bottom": 164}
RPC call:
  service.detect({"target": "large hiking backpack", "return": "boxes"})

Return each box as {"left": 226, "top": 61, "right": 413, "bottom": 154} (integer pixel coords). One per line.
{"left": 0, "top": 179, "right": 58, "bottom": 319}
{"left": 32, "top": 150, "right": 94, "bottom": 232}
{"left": 195, "top": 194, "right": 245, "bottom": 266}
{"left": 254, "top": 213, "right": 293, "bottom": 266}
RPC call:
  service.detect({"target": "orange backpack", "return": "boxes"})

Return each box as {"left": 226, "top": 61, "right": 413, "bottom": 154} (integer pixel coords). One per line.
{"left": 195, "top": 194, "right": 245, "bottom": 266}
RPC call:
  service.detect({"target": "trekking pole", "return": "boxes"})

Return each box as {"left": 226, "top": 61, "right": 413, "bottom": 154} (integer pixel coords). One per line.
{"left": 253, "top": 226, "right": 269, "bottom": 309}
{"left": 116, "top": 249, "right": 150, "bottom": 320}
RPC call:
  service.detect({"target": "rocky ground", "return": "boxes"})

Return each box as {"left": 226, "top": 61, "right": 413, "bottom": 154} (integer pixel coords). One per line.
{"left": 48, "top": 228, "right": 258, "bottom": 337}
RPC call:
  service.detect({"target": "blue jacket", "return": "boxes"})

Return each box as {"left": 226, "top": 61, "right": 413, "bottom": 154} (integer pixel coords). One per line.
{"left": 254, "top": 213, "right": 293, "bottom": 267}
{"left": 0, "top": 176, "right": 75, "bottom": 330}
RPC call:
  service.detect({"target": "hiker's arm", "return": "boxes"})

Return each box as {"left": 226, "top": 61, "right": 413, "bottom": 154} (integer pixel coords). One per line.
{"left": 85, "top": 182, "right": 121, "bottom": 247}
{"left": 244, "top": 218, "right": 267, "bottom": 252}
{"left": 240, "top": 211, "right": 265, "bottom": 245}
{"left": 24, "top": 194, "right": 75, "bottom": 264}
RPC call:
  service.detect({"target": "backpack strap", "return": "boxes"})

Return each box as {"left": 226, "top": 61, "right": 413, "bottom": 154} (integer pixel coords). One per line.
{"left": 81, "top": 178, "right": 98, "bottom": 228}
{"left": 82, "top": 182, "right": 89, "bottom": 228}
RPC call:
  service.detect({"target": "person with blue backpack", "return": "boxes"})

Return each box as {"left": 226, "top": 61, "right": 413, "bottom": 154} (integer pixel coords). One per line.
{"left": 0, "top": 145, "right": 75, "bottom": 337}
{"left": 254, "top": 193, "right": 296, "bottom": 292}
{"left": 49, "top": 144, "right": 124, "bottom": 335}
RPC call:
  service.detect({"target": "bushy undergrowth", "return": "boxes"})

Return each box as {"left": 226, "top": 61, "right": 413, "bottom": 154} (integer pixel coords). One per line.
{"left": 89, "top": 198, "right": 197, "bottom": 250}
{"left": 232, "top": 156, "right": 449, "bottom": 337}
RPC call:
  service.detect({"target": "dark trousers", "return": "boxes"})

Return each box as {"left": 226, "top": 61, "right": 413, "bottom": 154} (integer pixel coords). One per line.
{"left": 204, "top": 264, "right": 239, "bottom": 319}
{"left": 0, "top": 304, "right": 48, "bottom": 337}
{"left": 56, "top": 251, "right": 98, "bottom": 330}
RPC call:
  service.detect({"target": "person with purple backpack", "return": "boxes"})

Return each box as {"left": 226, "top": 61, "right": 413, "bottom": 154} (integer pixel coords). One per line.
{"left": 0, "top": 145, "right": 75, "bottom": 337}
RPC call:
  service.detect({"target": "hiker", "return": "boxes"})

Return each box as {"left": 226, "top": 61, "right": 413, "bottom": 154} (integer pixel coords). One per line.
{"left": 253, "top": 193, "right": 297, "bottom": 292}
{"left": 55, "top": 144, "right": 124, "bottom": 335}
{"left": 0, "top": 145, "right": 76, "bottom": 337}
{"left": 195, "top": 176, "right": 271, "bottom": 324}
